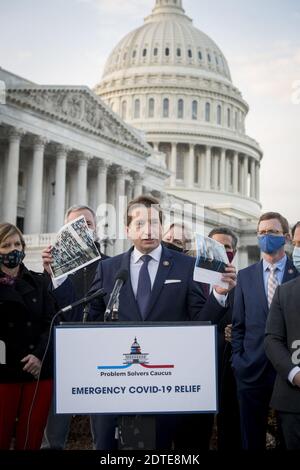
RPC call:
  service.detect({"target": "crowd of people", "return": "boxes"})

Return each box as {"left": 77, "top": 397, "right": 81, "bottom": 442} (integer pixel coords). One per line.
{"left": 0, "top": 195, "right": 300, "bottom": 450}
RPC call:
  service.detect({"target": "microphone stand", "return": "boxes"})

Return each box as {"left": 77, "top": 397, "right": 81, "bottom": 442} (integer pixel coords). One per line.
{"left": 110, "top": 295, "right": 119, "bottom": 322}
{"left": 82, "top": 304, "right": 90, "bottom": 322}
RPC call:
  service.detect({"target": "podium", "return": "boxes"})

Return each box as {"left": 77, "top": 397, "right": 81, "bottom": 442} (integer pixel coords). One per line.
{"left": 54, "top": 322, "right": 217, "bottom": 449}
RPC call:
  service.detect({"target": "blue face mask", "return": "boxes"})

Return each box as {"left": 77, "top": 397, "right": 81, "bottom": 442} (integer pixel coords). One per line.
{"left": 292, "top": 246, "right": 300, "bottom": 272}
{"left": 257, "top": 234, "right": 286, "bottom": 254}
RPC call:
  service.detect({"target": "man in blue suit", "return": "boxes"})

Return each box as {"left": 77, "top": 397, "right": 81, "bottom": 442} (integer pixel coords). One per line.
{"left": 232, "top": 212, "right": 299, "bottom": 450}
{"left": 89, "top": 195, "right": 237, "bottom": 449}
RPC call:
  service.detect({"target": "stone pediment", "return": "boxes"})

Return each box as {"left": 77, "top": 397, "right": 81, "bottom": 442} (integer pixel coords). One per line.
{"left": 6, "top": 85, "right": 151, "bottom": 156}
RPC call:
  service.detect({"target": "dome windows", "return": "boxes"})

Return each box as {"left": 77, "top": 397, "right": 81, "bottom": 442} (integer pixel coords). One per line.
{"left": 154, "top": 47, "right": 158, "bottom": 56}
{"left": 148, "top": 98, "right": 155, "bottom": 118}
{"left": 217, "top": 104, "right": 222, "bottom": 125}
{"left": 205, "top": 102, "right": 211, "bottom": 122}
{"left": 188, "top": 49, "right": 192, "bottom": 58}
{"left": 121, "top": 101, "right": 127, "bottom": 119}
{"left": 143, "top": 48, "right": 147, "bottom": 57}
{"left": 163, "top": 98, "right": 169, "bottom": 118}
{"left": 198, "top": 51, "right": 202, "bottom": 60}
{"left": 192, "top": 100, "right": 198, "bottom": 120}
{"left": 134, "top": 99, "right": 140, "bottom": 119}
{"left": 178, "top": 99, "right": 184, "bottom": 119}
{"left": 177, "top": 48, "right": 181, "bottom": 57}
{"left": 207, "top": 53, "right": 211, "bottom": 63}
{"left": 227, "top": 108, "right": 231, "bottom": 127}
{"left": 132, "top": 50, "right": 137, "bottom": 58}
{"left": 165, "top": 47, "right": 170, "bottom": 57}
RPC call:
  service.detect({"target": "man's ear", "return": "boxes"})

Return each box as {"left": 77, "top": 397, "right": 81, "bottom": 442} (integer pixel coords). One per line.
{"left": 285, "top": 233, "right": 291, "bottom": 243}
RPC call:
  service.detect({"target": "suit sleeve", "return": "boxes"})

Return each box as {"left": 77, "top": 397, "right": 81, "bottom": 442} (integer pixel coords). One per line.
{"left": 88, "top": 262, "right": 106, "bottom": 321}
{"left": 188, "top": 261, "right": 227, "bottom": 322}
{"left": 231, "top": 272, "right": 245, "bottom": 366}
{"left": 264, "top": 286, "right": 294, "bottom": 380}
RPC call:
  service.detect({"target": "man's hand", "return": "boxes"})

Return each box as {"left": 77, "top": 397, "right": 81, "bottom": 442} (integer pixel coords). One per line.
{"left": 42, "top": 245, "right": 53, "bottom": 275}
{"left": 293, "top": 371, "right": 300, "bottom": 388}
{"left": 21, "top": 354, "right": 42, "bottom": 379}
{"left": 225, "top": 324, "right": 232, "bottom": 343}
{"left": 214, "top": 265, "right": 237, "bottom": 295}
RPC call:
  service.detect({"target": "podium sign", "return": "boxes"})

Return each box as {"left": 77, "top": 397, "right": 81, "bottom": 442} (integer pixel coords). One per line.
{"left": 55, "top": 323, "right": 217, "bottom": 415}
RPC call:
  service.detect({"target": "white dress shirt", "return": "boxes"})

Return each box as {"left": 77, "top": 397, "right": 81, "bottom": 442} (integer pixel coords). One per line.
{"left": 130, "top": 245, "right": 162, "bottom": 297}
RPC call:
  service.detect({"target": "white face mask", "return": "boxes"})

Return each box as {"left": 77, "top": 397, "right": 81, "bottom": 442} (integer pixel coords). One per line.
{"left": 292, "top": 246, "right": 300, "bottom": 272}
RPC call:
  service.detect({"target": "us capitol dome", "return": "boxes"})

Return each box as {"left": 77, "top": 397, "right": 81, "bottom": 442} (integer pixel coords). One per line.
{"left": 95, "top": 0, "right": 263, "bottom": 219}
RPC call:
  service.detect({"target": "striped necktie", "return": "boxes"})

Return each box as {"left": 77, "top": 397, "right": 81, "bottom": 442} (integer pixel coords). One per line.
{"left": 267, "top": 265, "right": 279, "bottom": 308}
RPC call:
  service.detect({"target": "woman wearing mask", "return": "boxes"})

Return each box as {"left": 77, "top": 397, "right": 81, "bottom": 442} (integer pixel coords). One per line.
{"left": 0, "top": 223, "right": 56, "bottom": 450}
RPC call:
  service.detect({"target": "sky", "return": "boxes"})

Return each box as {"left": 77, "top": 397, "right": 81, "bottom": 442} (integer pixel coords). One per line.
{"left": 1, "top": 0, "right": 299, "bottom": 224}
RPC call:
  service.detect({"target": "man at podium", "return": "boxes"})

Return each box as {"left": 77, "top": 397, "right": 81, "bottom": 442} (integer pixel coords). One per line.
{"left": 89, "top": 195, "right": 236, "bottom": 449}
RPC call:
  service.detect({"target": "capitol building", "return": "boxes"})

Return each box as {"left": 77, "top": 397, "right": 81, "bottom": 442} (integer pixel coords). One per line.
{"left": 0, "top": 0, "right": 262, "bottom": 269}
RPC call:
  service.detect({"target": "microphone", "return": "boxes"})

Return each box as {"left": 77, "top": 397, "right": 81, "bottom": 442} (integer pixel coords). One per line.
{"left": 104, "top": 269, "right": 128, "bottom": 321}
{"left": 59, "top": 288, "right": 106, "bottom": 314}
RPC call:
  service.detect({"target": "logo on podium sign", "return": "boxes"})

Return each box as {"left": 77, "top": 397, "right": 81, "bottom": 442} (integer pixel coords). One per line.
{"left": 97, "top": 337, "right": 174, "bottom": 371}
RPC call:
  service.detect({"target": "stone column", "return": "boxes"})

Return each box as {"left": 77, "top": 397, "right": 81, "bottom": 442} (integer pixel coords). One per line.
{"left": 25, "top": 136, "right": 47, "bottom": 234}
{"left": 188, "top": 144, "right": 194, "bottom": 188}
{"left": 250, "top": 158, "right": 256, "bottom": 198}
{"left": 200, "top": 150, "right": 206, "bottom": 188}
{"left": 243, "top": 155, "right": 249, "bottom": 197}
{"left": 213, "top": 152, "right": 219, "bottom": 190}
{"left": 77, "top": 154, "right": 88, "bottom": 204}
{"left": 115, "top": 167, "right": 126, "bottom": 254}
{"left": 237, "top": 246, "right": 249, "bottom": 270}
{"left": 153, "top": 142, "right": 159, "bottom": 153}
{"left": 220, "top": 148, "right": 226, "bottom": 192}
{"left": 3, "top": 128, "right": 23, "bottom": 224}
{"left": 205, "top": 145, "right": 212, "bottom": 190}
{"left": 170, "top": 142, "right": 177, "bottom": 186}
{"left": 132, "top": 172, "right": 144, "bottom": 198}
{"left": 256, "top": 162, "right": 260, "bottom": 201}
{"left": 126, "top": 179, "right": 134, "bottom": 202}
{"left": 233, "top": 151, "right": 239, "bottom": 194}
{"left": 54, "top": 145, "right": 68, "bottom": 231}
{"left": 96, "top": 159, "right": 108, "bottom": 207}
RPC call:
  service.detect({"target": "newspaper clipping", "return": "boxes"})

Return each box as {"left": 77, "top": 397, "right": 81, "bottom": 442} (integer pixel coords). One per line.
{"left": 50, "top": 216, "right": 101, "bottom": 280}
{"left": 193, "top": 233, "right": 229, "bottom": 288}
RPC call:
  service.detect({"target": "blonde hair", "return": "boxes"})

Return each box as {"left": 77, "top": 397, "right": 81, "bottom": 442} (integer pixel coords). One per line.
{"left": 0, "top": 223, "right": 25, "bottom": 249}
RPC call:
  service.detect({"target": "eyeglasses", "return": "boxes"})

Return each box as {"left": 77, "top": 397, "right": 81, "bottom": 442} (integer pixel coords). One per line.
{"left": 257, "top": 230, "right": 284, "bottom": 236}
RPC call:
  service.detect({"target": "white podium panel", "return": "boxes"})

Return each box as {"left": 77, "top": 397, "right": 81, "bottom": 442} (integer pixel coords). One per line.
{"left": 55, "top": 323, "right": 217, "bottom": 415}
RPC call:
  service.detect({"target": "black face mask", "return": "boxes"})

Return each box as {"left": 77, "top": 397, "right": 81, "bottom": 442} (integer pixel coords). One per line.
{"left": 162, "top": 241, "right": 184, "bottom": 253}
{"left": 0, "top": 249, "right": 25, "bottom": 268}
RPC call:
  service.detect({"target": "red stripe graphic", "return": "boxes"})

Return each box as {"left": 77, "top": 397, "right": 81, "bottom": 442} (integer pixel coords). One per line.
{"left": 140, "top": 363, "right": 174, "bottom": 369}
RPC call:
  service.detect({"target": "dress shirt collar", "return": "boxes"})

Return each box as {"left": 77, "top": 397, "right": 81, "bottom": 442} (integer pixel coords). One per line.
{"left": 132, "top": 244, "right": 162, "bottom": 264}
{"left": 263, "top": 254, "right": 287, "bottom": 272}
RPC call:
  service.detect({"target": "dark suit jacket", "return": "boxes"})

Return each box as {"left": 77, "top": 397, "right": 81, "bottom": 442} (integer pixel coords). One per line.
{"left": 231, "top": 257, "right": 298, "bottom": 388}
{"left": 0, "top": 264, "right": 56, "bottom": 382}
{"left": 265, "top": 276, "right": 300, "bottom": 412}
{"left": 89, "top": 245, "right": 226, "bottom": 323}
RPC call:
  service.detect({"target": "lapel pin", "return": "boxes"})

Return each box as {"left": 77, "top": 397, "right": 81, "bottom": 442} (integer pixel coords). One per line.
{"left": 163, "top": 260, "right": 170, "bottom": 267}
{"left": 288, "top": 269, "right": 294, "bottom": 274}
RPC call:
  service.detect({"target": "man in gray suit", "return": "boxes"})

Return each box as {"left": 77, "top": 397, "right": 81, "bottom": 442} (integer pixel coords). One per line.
{"left": 265, "top": 276, "right": 300, "bottom": 449}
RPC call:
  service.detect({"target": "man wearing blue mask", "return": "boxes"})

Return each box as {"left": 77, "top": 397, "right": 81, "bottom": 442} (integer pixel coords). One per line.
{"left": 232, "top": 212, "right": 299, "bottom": 450}
{"left": 292, "top": 221, "right": 300, "bottom": 272}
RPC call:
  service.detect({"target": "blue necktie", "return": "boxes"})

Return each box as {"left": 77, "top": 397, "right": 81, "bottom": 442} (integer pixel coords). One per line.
{"left": 136, "top": 255, "right": 152, "bottom": 319}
